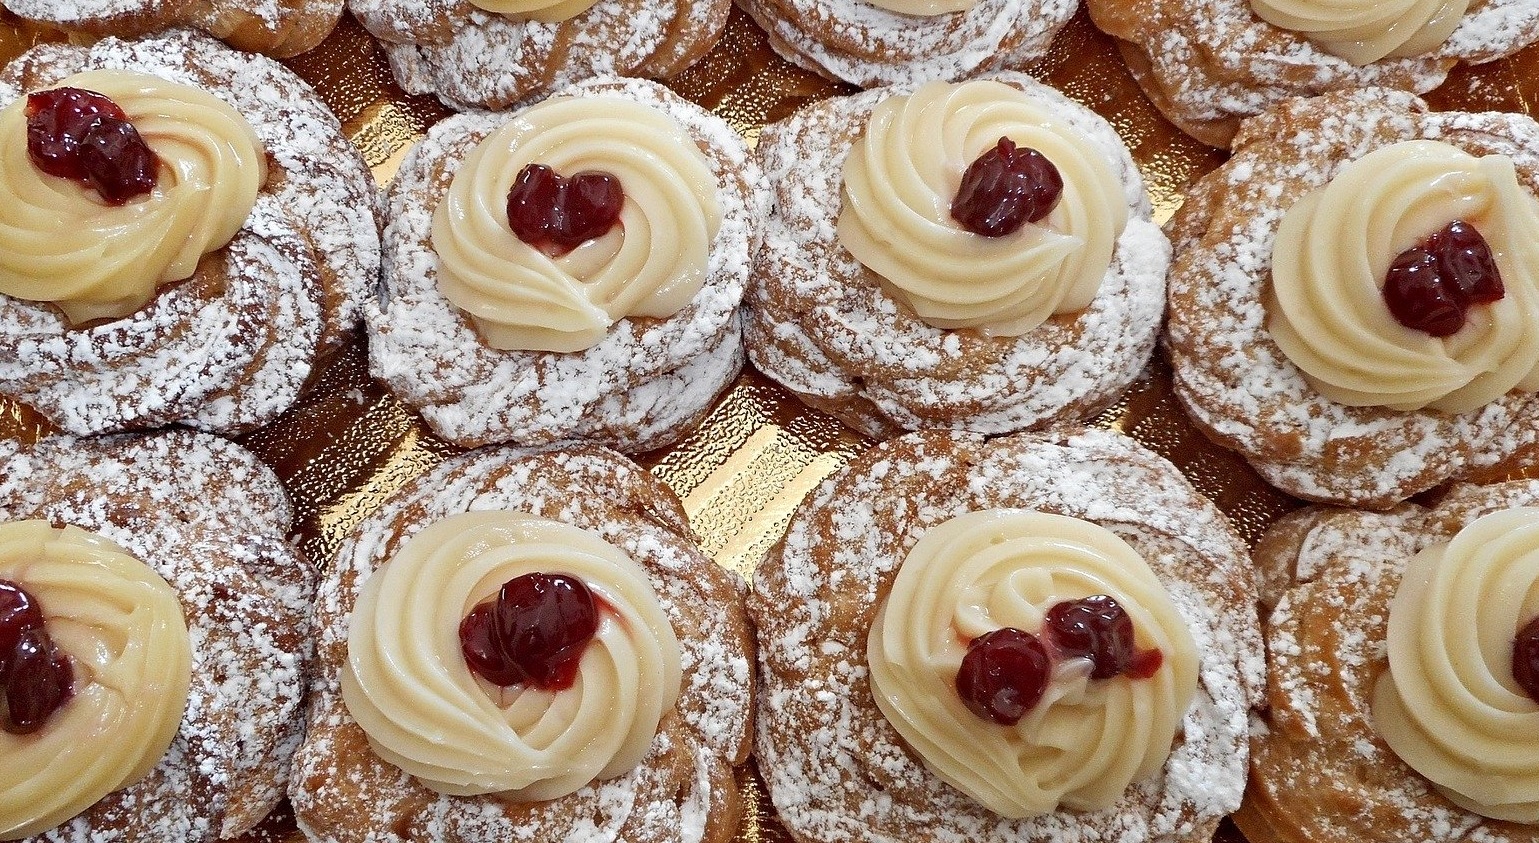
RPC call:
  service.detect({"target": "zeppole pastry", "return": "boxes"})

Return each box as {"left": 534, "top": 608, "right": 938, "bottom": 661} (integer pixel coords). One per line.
{"left": 736, "top": 0, "right": 1074, "bottom": 88}
{"left": 0, "top": 31, "right": 379, "bottom": 438}
{"left": 0, "top": 0, "right": 342, "bottom": 57}
{"left": 349, "top": 0, "right": 728, "bottom": 110}
{"left": 0, "top": 429, "right": 314, "bottom": 842}
{"left": 369, "top": 75, "right": 768, "bottom": 451}
{"left": 752, "top": 426, "right": 1263, "bottom": 843}
{"left": 288, "top": 443, "right": 754, "bottom": 843}
{"left": 1086, "top": 0, "right": 1539, "bottom": 147}
{"left": 1242, "top": 479, "right": 1539, "bottom": 843}
{"left": 745, "top": 73, "right": 1169, "bottom": 439}
{"left": 1165, "top": 88, "right": 1539, "bottom": 508}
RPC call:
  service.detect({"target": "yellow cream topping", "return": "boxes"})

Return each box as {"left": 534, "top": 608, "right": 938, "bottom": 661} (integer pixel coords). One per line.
{"left": 341, "top": 510, "right": 682, "bottom": 801}
{"left": 866, "top": 509, "right": 1198, "bottom": 818}
{"left": 1249, "top": 0, "right": 1466, "bottom": 64}
{"left": 837, "top": 79, "right": 1127, "bottom": 337}
{"left": 860, "top": 0, "right": 975, "bottom": 18}
{"left": 1374, "top": 507, "right": 1539, "bottom": 823}
{"left": 0, "top": 520, "right": 191, "bottom": 841}
{"left": 466, "top": 0, "right": 596, "bottom": 22}
{"left": 0, "top": 69, "right": 266, "bottom": 325}
{"left": 431, "top": 96, "right": 722, "bottom": 353}
{"left": 1267, "top": 140, "right": 1539, "bottom": 412}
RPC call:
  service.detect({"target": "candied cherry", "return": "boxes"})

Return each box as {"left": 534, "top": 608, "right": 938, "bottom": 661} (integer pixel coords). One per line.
{"left": 506, "top": 163, "right": 624, "bottom": 256}
{"left": 1512, "top": 616, "right": 1539, "bottom": 705}
{"left": 458, "top": 572, "right": 599, "bottom": 691}
{"left": 1043, "top": 594, "right": 1143, "bottom": 680}
{"left": 950, "top": 137, "right": 1062, "bottom": 238}
{"left": 0, "top": 579, "right": 73, "bottom": 735}
{"left": 25, "top": 87, "right": 158, "bottom": 205}
{"left": 955, "top": 627, "right": 1051, "bottom": 725}
{"left": 1382, "top": 219, "right": 1504, "bottom": 337}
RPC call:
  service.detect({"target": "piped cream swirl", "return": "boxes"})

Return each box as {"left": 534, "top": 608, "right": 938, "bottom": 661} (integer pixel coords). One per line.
{"left": 837, "top": 80, "right": 1128, "bottom": 337}
{"left": 431, "top": 96, "right": 722, "bottom": 353}
{"left": 466, "top": 0, "right": 598, "bottom": 22}
{"left": 341, "top": 510, "right": 682, "bottom": 801}
{"left": 1373, "top": 507, "right": 1539, "bottom": 822}
{"left": 1249, "top": 0, "right": 1467, "bottom": 64}
{"left": 0, "top": 69, "right": 266, "bottom": 324}
{"left": 866, "top": 509, "right": 1198, "bottom": 818}
{"left": 861, "top": 0, "right": 975, "bottom": 18}
{"left": 0, "top": 520, "right": 191, "bottom": 841}
{"left": 1267, "top": 140, "right": 1539, "bottom": 412}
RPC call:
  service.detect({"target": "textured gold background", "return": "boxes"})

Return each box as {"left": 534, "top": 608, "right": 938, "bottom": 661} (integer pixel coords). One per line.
{"left": 2, "top": 9, "right": 1538, "bottom": 842}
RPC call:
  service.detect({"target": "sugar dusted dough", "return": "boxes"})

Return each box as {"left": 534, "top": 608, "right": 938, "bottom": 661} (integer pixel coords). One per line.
{"left": 1, "top": 0, "right": 342, "bottom": 57}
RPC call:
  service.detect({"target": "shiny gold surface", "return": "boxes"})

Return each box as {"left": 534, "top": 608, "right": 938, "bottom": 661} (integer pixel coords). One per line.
{"left": 1, "top": 8, "right": 1538, "bottom": 842}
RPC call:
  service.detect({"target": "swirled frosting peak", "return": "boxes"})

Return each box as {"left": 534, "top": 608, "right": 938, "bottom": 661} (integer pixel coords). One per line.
{"left": 431, "top": 96, "right": 722, "bottom": 353}
{"left": 341, "top": 510, "right": 683, "bottom": 801}
{"left": 861, "top": 0, "right": 975, "bottom": 18}
{"left": 0, "top": 520, "right": 191, "bottom": 841}
{"left": 1249, "top": 0, "right": 1467, "bottom": 64}
{"left": 1373, "top": 506, "right": 1539, "bottom": 822}
{"left": 466, "top": 0, "right": 599, "bottom": 22}
{"left": 866, "top": 509, "right": 1198, "bottom": 818}
{"left": 1267, "top": 140, "right": 1539, "bottom": 412}
{"left": 837, "top": 79, "right": 1128, "bottom": 337}
{"left": 0, "top": 69, "right": 267, "bottom": 324}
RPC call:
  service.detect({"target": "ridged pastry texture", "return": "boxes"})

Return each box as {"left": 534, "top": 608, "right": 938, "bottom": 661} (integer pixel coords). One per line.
{"left": 0, "top": 0, "right": 342, "bottom": 57}
{"left": 0, "top": 430, "right": 316, "bottom": 843}
{"left": 1240, "top": 478, "right": 1539, "bottom": 843}
{"left": 289, "top": 444, "right": 755, "bottom": 843}
{"left": 744, "top": 72, "right": 1168, "bottom": 440}
{"left": 0, "top": 31, "right": 380, "bottom": 438}
{"left": 1084, "top": 0, "right": 1539, "bottom": 147}
{"left": 752, "top": 426, "right": 1264, "bottom": 843}
{"left": 369, "top": 76, "right": 768, "bottom": 452}
{"left": 1163, "top": 88, "right": 1539, "bottom": 509}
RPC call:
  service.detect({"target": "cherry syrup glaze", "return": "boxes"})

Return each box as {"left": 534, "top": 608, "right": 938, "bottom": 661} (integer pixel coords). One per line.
{"left": 506, "top": 163, "right": 624, "bottom": 256}
{"left": 458, "top": 572, "right": 599, "bottom": 691}
{"left": 26, "top": 87, "right": 158, "bottom": 205}
{"left": 1382, "top": 219, "right": 1504, "bottom": 337}
{"left": 0, "top": 579, "right": 74, "bottom": 734}
{"left": 1512, "top": 616, "right": 1539, "bottom": 705}
{"left": 954, "top": 594, "right": 1165, "bottom": 725}
{"left": 950, "top": 137, "right": 1063, "bottom": 238}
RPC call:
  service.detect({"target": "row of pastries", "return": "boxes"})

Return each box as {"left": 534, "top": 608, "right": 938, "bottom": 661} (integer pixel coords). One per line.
{"left": 0, "top": 0, "right": 1537, "bottom": 841}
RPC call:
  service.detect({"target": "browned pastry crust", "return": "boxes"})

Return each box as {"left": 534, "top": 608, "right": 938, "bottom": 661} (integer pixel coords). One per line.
{"left": 1239, "top": 479, "right": 1539, "bottom": 843}
{"left": 752, "top": 426, "right": 1264, "bottom": 843}
{"left": 0, "top": 31, "right": 379, "bottom": 439}
{"left": 1164, "top": 87, "right": 1539, "bottom": 509}
{"left": 0, "top": 429, "right": 315, "bottom": 842}
{"left": 289, "top": 444, "right": 755, "bottom": 843}
{"left": 1085, "top": 0, "right": 1539, "bottom": 148}
{"left": 0, "top": 0, "right": 340, "bottom": 57}
{"left": 349, "top": 0, "right": 728, "bottom": 110}
{"left": 743, "top": 72, "right": 1169, "bottom": 440}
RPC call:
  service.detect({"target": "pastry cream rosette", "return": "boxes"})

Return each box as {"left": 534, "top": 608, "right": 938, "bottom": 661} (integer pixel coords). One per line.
{"left": 861, "top": 0, "right": 975, "bottom": 19}
{"left": 0, "top": 69, "right": 266, "bottom": 325}
{"left": 465, "top": 0, "right": 599, "bottom": 22}
{"left": 0, "top": 520, "right": 191, "bottom": 841}
{"left": 1248, "top": 0, "right": 1466, "bottom": 64}
{"left": 866, "top": 509, "right": 1199, "bottom": 818}
{"left": 1267, "top": 139, "right": 1539, "bottom": 413}
{"left": 431, "top": 96, "right": 722, "bottom": 353}
{"left": 341, "top": 510, "right": 683, "bottom": 802}
{"left": 837, "top": 79, "right": 1128, "bottom": 337}
{"left": 1373, "top": 506, "right": 1539, "bottom": 822}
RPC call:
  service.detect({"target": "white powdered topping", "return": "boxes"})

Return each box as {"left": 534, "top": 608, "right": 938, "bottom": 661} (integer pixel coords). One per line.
{"left": 369, "top": 76, "right": 767, "bottom": 451}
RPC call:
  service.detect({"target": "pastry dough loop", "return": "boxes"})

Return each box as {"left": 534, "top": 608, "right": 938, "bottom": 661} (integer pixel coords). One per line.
{"left": 837, "top": 80, "right": 1128, "bottom": 337}
{"left": 341, "top": 510, "right": 683, "bottom": 802}
{"left": 0, "top": 520, "right": 191, "bottom": 842}
{"left": 1267, "top": 140, "right": 1539, "bottom": 413}
{"left": 0, "top": 69, "right": 266, "bottom": 325}
{"left": 1374, "top": 507, "right": 1539, "bottom": 823}
{"left": 866, "top": 510, "right": 1198, "bottom": 818}
{"left": 1248, "top": 0, "right": 1466, "bottom": 64}
{"left": 431, "top": 96, "right": 722, "bottom": 353}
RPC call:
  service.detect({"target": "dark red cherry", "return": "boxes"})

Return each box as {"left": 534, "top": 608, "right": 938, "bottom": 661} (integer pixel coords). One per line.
{"left": 1044, "top": 595, "right": 1139, "bottom": 680}
{"left": 77, "top": 117, "right": 158, "bottom": 205}
{"left": 1383, "top": 246, "right": 1466, "bottom": 337}
{"left": 25, "top": 87, "right": 156, "bottom": 205}
{"left": 505, "top": 163, "right": 624, "bottom": 256}
{"left": 955, "top": 627, "right": 1051, "bottom": 725}
{"left": 950, "top": 137, "right": 1063, "bottom": 237}
{"left": 492, "top": 572, "right": 599, "bottom": 690}
{"left": 1512, "top": 616, "right": 1539, "bottom": 704}
{"left": 1429, "top": 219, "right": 1504, "bottom": 305}
{"left": 0, "top": 580, "right": 42, "bottom": 674}
{"left": 5, "top": 628, "right": 73, "bottom": 735}
{"left": 458, "top": 603, "right": 527, "bottom": 687}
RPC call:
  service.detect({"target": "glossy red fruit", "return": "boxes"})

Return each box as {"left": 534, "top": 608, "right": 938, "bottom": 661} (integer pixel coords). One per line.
{"left": 492, "top": 572, "right": 598, "bottom": 690}
{"left": 505, "top": 163, "right": 624, "bottom": 255}
{"left": 950, "top": 137, "right": 1063, "bottom": 237}
{"left": 1429, "top": 219, "right": 1503, "bottom": 305}
{"left": 1383, "top": 246, "right": 1467, "bottom": 337}
{"left": 955, "top": 627, "right": 1051, "bottom": 725}
{"left": 78, "top": 117, "right": 158, "bottom": 204}
{"left": 458, "top": 603, "right": 528, "bottom": 687}
{"left": 25, "top": 87, "right": 157, "bottom": 205}
{"left": 1044, "top": 595, "right": 1139, "bottom": 680}
{"left": 1512, "top": 616, "right": 1539, "bottom": 704}
{"left": 0, "top": 580, "right": 73, "bottom": 734}
{"left": 0, "top": 580, "right": 42, "bottom": 674}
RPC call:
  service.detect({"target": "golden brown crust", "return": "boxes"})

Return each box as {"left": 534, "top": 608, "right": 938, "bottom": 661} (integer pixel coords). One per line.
{"left": 1, "top": 0, "right": 341, "bottom": 57}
